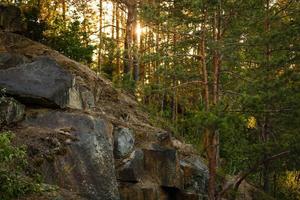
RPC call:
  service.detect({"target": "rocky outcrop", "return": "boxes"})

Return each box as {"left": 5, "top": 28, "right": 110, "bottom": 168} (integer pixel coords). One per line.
{"left": 0, "top": 97, "right": 25, "bottom": 126}
{"left": 114, "top": 127, "right": 135, "bottom": 158}
{"left": 117, "top": 149, "right": 144, "bottom": 182}
{"left": 22, "top": 111, "right": 119, "bottom": 200}
{"left": 0, "top": 29, "right": 209, "bottom": 200}
{"left": 143, "top": 144, "right": 182, "bottom": 189}
{"left": 0, "top": 52, "right": 29, "bottom": 69}
{"left": 180, "top": 156, "right": 209, "bottom": 198}
{"left": 0, "top": 56, "right": 82, "bottom": 109}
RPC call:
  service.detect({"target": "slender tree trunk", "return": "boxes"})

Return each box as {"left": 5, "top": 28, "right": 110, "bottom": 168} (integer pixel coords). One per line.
{"left": 200, "top": 13, "right": 209, "bottom": 111}
{"left": 206, "top": 4, "right": 223, "bottom": 199}
{"left": 199, "top": 10, "right": 217, "bottom": 200}
{"left": 172, "top": 33, "right": 178, "bottom": 122}
{"left": 112, "top": 2, "right": 116, "bottom": 39}
{"left": 116, "top": 2, "right": 121, "bottom": 75}
{"left": 97, "top": 0, "right": 103, "bottom": 74}
{"left": 139, "top": 25, "right": 144, "bottom": 82}
{"left": 124, "top": 4, "right": 134, "bottom": 75}
{"left": 213, "top": 10, "right": 219, "bottom": 106}
{"left": 262, "top": 0, "right": 271, "bottom": 193}
{"left": 262, "top": 115, "right": 270, "bottom": 193}
{"left": 132, "top": 6, "right": 139, "bottom": 81}
{"left": 62, "top": 0, "right": 66, "bottom": 23}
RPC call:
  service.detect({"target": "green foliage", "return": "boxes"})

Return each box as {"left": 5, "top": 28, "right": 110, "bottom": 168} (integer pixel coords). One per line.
{"left": 140, "top": 0, "right": 300, "bottom": 198}
{"left": 0, "top": 132, "right": 40, "bottom": 200}
{"left": 44, "top": 19, "right": 95, "bottom": 64}
{"left": 21, "top": 7, "right": 95, "bottom": 64}
{"left": 100, "top": 35, "right": 118, "bottom": 79}
{"left": 276, "top": 172, "right": 300, "bottom": 200}
{"left": 250, "top": 188, "right": 276, "bottom": 200}
{"left": 23, "top": 6, "right": 46, "bottom": 42}
{"left": 113, "top": 74, "right": 136, "bottom": 94}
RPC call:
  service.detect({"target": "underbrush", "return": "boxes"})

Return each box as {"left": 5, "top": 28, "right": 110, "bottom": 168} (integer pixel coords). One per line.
{"left": 0, "top": 131, "right": 42, "bottom": 200}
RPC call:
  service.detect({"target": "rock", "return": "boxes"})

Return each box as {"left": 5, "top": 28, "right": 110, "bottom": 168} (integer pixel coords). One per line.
{"left": 118, "top": 149, "right": 144, "bottom": 182}
{"left": 0, "top": 97, "right": 25, "bottom": 126}
{"left": 172, "top": 138, "right": 195, "bottom": 154}
{"left": 119, "top": 183, "right": 161, "bottom": 200}
{"left": 143, "top": 144, "right": 182, "bottom": 189}
{"left": 180, "top": 155, "right": 209, "bottom": 195}
{"left": 0, "top": 5, "right": 27, "bottom": 33}
{"left": 0, "top": 57, "right": 82, "bottom": 109}
{"left": 0, "top": 52, "right": 29, "bottom": 70}
{"left": 23, "top": 111, "right": 119, "bottom": 200}
{"left": 156, "top": 132, "right": 171, "bottom": 143}
{"left": 114, "top": 127, "right": 135, "bottom": 158}
{"left": 80, "top": 86, "right": 95, "bottom": 110}
{"left": 68, "top": 83, "right": 83, "bottom": 110}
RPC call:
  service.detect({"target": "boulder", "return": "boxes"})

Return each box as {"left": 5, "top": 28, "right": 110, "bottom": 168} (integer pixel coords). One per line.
{"left": 0, "top": 57, "right": 82, "bottom": 109}
{"left": 0, "top": 5, "right": 27, "bottom": 33}
{"left": 0, "top": 52, "right": 29, "bottom": 70}
{"left": 114, "top": 127, "right": 135, "bottom": 158}
{"left": 143, "top": 144, "right": 182, "bottom": 189}
{"left": 23, "top": 111, "right": 119, "bottom": 200}
{"left": 180, "top": 155, "right": 209, "bottom": 195}
{"left": 0, "top": 97, "right": 25, "bottom": 126}
{"left": 156, "top": 132, "right": 171, "bottom": 145}
{"left": 79, "top": 86, "right": 95, "bottom": 110}
{"left": 119, "top": 183, "right": 161, "bottom": 200}
{"left": 118, "top": 149, "right": 144, "bottom": 182}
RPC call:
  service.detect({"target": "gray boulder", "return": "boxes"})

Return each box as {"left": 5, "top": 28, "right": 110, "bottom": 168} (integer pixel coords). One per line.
{"left": 23, "top": 111, "right": 119, "bottom": 200}
{"left": 80, "top": 86, "right": 95, "bottom": 110}
{"left": 114, "top": 127, "right": 135, "bottom": 158}
{"left": 0, "top": 52, "right": 29, "bottom": 70}
{"left": 0, "top": 57, "right": 82, "bottom": 109}
{"left": 143, "top": 144, "right": 183, "bottom": 189}
{"left": 180, "top": 155, "right": 209, "bottom": 195}
{"left": 117, "top": 149, "right": 144, "bottom": 182}
{"left": 0, "top": 97, "right": 25, "bottom": 126}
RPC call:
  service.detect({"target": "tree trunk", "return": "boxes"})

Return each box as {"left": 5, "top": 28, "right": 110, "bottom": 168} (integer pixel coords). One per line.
{"left": 124, "top": 4, "right": 135, "bottom": 75}
{"left": 62, "top": 0, "right": 66, "bottom": 23}
{"left": 200, "top": 12, "right": 209, "bottom": 111}
{"left": 207, "top": 129, "right": 218, "bottom": 200}
{"left": 112, "top": 2, "right": 116, "bottom": 39}
{"left": 262, "top": 0, "right": 271, "bottom": 193}
{"left": 97, "top": 0, "right": 103, "bottom": 74}
{"left": 116, "top": 2, "right": 121, "bottom": 75}
{"left": 132, "top": 6, "right": 139, "bottom": 81}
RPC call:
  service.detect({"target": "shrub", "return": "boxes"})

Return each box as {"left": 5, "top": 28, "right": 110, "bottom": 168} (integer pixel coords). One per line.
{"left": 0, "top": 132, "right": 39, "bottom": 200}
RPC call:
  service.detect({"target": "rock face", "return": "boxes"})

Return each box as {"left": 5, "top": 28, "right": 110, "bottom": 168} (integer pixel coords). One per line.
{"left": 0, "top": 97, "right": 25, "bottom": 126}
{"left": 0, "top": 57, "right": 82, "bottom": 109}
{"left": 23, "top": 111, "right": 119, "bottom": 200}
{"left": 117, "top": 149, "right": 144, "bottom": 182}
{"left": 0, "top": 25, "right": 209, "bottom": 200}
{"left": 180, "top": 156, "right": 209, "bottom": 198}
{"left": 0, "top": 52, "right": 29, "bottom": 69}
{"left": 143, "top": 145, "right": 182, "bottom": 188}
{"left": 114, "top": 127, "right": 135, "bottom": 158}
